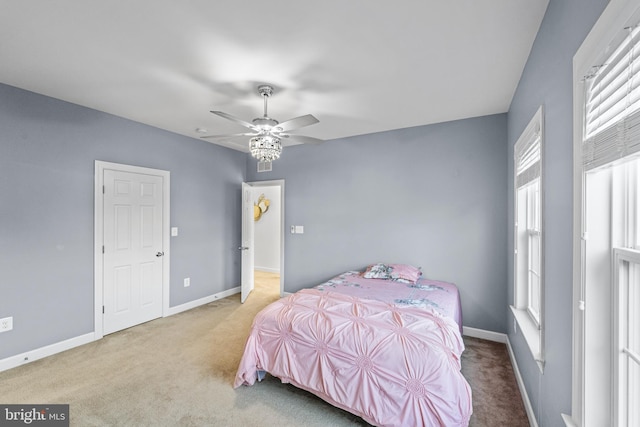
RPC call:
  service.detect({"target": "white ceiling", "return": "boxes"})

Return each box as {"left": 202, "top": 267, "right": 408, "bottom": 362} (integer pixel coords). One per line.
{"left": 0, "top": 1, "right": 548, "bottom": 152}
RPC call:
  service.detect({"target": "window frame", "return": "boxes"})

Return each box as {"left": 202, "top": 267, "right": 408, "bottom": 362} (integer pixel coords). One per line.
{"left": 511, "top": 106, "right": 545, "bottom": 371}
{"left": 527, "top": 180, "right": 542, "bottom": 325}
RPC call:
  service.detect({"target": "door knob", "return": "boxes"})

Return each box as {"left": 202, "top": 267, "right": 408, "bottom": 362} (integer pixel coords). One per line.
{"left": 156, "top": 251, "right": 164, "bottom": 257}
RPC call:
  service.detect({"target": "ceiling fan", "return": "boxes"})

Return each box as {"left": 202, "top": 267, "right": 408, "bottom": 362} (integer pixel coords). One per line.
{"left": 202, "top": 85, "right": 322, "bottom": 162}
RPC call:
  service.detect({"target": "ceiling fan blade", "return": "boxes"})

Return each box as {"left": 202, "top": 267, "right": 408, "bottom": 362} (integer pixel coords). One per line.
{"left": 210, "top": 111, "right": 258, "bottom": 130}
{"left": 272, "top": 114, "right": 319, "bottom": 133}
{"left": 200, "top": 132, "right": 257, "bottom": 140}
{"left": 279, "top": 134, "right": 324, "bottom": 146}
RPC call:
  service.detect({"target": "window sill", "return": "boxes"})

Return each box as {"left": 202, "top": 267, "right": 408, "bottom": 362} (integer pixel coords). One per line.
{"left": 510, "top": 305, "right": 544, "bottom": 372}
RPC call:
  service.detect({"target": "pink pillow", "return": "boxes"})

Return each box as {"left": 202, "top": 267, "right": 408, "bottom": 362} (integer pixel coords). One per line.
{"left": 388, "top": 264, "right": 422, "bottom": 283}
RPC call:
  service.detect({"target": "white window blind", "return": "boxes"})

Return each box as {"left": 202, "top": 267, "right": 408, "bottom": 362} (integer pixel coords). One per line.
{"left": 515, "top": 107, "right": 542, "bottom": 188}
{"left": 584, "top": 24, "right": 640, "bottom": 171}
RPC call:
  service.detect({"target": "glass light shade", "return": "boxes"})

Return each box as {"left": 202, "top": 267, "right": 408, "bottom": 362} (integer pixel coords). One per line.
{"left": 250, "top": 135, "right": 282, "bottom": 162}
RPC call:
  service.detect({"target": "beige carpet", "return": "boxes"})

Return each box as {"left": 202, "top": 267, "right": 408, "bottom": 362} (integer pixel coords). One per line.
{"left": 0, "top": 271, "right": 528, "bottom": 426}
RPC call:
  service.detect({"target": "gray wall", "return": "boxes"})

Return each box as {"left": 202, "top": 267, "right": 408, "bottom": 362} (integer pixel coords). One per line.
{"left": 506, "top": 0, "right": 608, "bottom": 425}
{"left": 248, "top": 114, "right": 508, "bottom": 333}
{"left": 0, "top": 83, "right": 245, "bottom": 359}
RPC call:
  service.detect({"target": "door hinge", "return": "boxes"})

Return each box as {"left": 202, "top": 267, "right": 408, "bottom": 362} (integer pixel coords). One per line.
{"left": 103, "top": 185, "right": 105, "bottom": 194}
{"left": 102, "top": 306, "right": 105, "bottom": 314}
{"left": 102, "top": 246, "right": 105, "bottom": 254}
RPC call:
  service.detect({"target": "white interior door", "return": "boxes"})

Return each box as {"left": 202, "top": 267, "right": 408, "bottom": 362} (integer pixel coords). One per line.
{"left": 103, "top": 169, "right": 164, "bottom": 334}
{"left": 241, "top": 182, "right": 255, "bottom": 303}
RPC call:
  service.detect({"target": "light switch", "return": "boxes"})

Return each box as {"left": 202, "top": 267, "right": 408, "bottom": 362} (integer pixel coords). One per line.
{"left": 171, "top": 227, "right": 178, "bottom": 237}
{"left": 295, "top": 225, "right": 304, "bottom": 234}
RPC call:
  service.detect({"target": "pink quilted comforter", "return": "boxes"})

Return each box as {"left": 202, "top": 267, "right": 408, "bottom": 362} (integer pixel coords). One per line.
{"left": 234, "top": 286, "right": 472, "bottom": 426}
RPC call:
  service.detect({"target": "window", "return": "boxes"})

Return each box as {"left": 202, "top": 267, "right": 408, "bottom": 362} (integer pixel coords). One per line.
{"left": 517, "top": 179, "right": 541, "bottom": 324}
{"left": 511, "top": 106, "right": 544, "bottom": 369}
{"left": 577, "top": 158, "right": 640, "bottom": 426}
{"left": 571, "top": 4, "right": 640, "bottom": 425}
{"left": 583, "top": 22, "right": 640, "bottom": 425}
{"left": 611, "top": 160, "right": 640, "bottom": 427}
{"left": 613, "top": 246, "right": 640, "bottom": 427}
{"left": 525, "top": 180, "right": 542, "bottom": 323}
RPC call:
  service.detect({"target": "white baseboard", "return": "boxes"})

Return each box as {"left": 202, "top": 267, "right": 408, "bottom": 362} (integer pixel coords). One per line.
{"left": 0, "top": 299, "right": 537, "bottom": 427}
{"left": 0, "top": 332, "right": 95, "bottom": 373}
{"left": 165, "top": 286, "right": 240, "bottom": 316}
{"left": 461, "top": 327, "right": 537, "bottom": 427}
{"left": 506, "top": 337, "right": 538, "bottom": 427}
{"left": 0, "top": 288, "right": 242, "bottom": 373}
{"left": 462, "top": 326, "right": 507, "bottom": 343}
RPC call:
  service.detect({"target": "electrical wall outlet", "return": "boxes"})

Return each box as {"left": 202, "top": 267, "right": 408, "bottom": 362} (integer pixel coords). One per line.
{"left": 0, "top": 316, "right": 13, "bottom": 333}
{"left": 184, "top": 278, "right": 190, "bottom": 287}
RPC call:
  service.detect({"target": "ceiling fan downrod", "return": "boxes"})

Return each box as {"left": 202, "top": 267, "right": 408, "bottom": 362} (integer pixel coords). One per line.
{"left": 258, "top": 85, "right": 273, "bottom": 117}
{"left": 254, "top": 85, "right": 278, "bottom": 129}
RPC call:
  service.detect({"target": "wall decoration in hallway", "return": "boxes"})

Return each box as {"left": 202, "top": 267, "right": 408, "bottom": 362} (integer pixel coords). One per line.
{"left": 254, "top": 194, "right": 270, "bottom": 221}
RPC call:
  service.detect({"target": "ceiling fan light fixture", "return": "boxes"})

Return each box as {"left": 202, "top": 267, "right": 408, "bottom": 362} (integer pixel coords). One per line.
{"left": 204, "top": 84, "right": 321, "bottom": 159}
{"left": 250, "top": 135, "right": 282, "bottom": 162}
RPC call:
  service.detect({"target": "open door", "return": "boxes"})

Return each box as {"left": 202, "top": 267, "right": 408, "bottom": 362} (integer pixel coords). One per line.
{"left": 240, "top": 182, "right": 255, "bottom": 303}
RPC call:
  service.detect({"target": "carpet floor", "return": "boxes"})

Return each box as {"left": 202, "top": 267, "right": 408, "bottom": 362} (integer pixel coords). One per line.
{"left": 0, "top": 272, "right": 529, "bottom": 426}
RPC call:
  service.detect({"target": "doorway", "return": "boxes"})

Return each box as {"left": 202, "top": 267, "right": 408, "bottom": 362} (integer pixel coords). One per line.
{"left": 243, "top": 180, "right": 284, "bottom": 300}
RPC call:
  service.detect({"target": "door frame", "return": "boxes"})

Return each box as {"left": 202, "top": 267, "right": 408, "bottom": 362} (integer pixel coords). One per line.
{"left": 94, "top": 161, "right": 171, "bottom": 339}
{"left": 247, "top": 179, "right": 285, "bottom": 297}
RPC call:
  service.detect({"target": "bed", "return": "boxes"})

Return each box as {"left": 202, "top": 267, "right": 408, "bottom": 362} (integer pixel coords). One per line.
{"left": 234, "top": 264, "right": 472, "bottom": 426}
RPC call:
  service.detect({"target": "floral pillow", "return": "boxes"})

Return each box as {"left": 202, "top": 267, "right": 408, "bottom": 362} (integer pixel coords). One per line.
{"left": 363, "top": 263, "right": 422, "bottom": 283}
{"left": 363, "top": 263, "right": 392, "bottom": 279}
